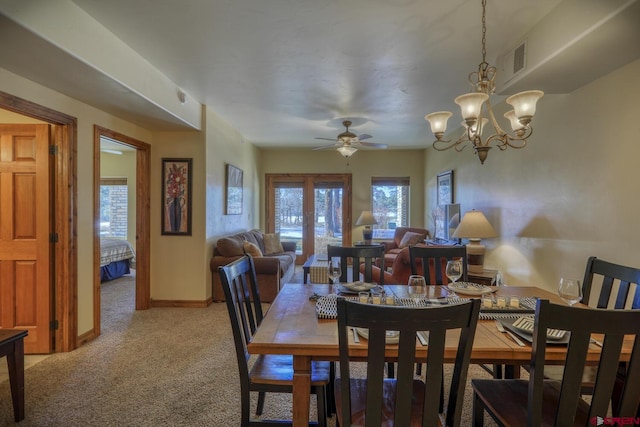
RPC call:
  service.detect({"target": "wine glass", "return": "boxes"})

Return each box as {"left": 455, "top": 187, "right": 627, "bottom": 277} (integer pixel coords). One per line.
{"left": 408, "top": 275, "right": 427, "bottom": 304}
{"left": 445, "top": 259, "right": 463, "bottom": 284}
{"left": 328, "top": 259, "right": 341, "bottom": 290}
{"left": 558, "top": 277, "right": 582, "bottom": 306}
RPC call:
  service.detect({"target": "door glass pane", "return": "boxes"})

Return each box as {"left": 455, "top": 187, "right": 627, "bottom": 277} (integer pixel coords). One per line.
{"left": 314, "top": 187, "right": 342, "bottom": 256}
{"left": 273, "top": 186, "right": 303, "bottom": 254}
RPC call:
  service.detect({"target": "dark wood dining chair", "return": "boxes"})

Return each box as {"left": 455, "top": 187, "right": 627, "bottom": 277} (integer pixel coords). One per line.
{"left": 472, "top": 299, "right": 640, "bottom": 426}
{"left": 408, "top": 245, "right": 468, "bottom": 284}
{"left": 538, "top": 256, "right": 640, "bottom": 413}
{"left": 218, "top": 255, "right": 330, "bottom": 427}
{"left": 327, "top": 244, "right": 385, "bottom": 285}
{"left": 335, "top": 297, "right": 481, "bottom": 427}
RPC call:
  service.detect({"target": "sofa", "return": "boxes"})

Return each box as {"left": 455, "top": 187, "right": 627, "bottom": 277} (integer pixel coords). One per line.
{"left": 383, "top": 227, "right": 430, "bottom": 270}
{"left": 210, "top": 229, "right": 296, "bottom": 302}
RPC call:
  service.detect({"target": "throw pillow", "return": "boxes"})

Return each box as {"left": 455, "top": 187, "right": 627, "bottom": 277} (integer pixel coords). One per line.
{"left": 243, "top": 241, "right": 263, "bottom": 258}
{"left": 263, "top": 233, "right": 284, "bottom": 254}
{"left": 217, "top": 237, "right": 244, "bottom": 257}
{"left": 398, "top": 231, "right": 425, "bottom": 249}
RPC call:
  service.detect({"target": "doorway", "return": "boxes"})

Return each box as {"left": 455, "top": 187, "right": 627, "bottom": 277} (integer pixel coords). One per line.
{"left": 265, "top": 174, "right": 352, "bottom": 262}
{"left": 93, "top": 126, "right": 151, "bottom": 337}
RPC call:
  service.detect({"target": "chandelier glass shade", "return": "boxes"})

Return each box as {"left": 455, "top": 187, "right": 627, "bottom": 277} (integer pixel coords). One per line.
{"left": 337, "top": 144, "right": 357, "bottom": 158}
{"left": 425, "top": 0, "right": 544, "bottom": 165}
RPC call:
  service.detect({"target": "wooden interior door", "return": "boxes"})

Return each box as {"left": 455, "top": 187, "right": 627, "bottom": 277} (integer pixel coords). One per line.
{"left": 0, "top": 124, "right": 51, "bottom": 353}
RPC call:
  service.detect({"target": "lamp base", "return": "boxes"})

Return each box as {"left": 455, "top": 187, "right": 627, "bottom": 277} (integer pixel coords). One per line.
{"left": 362, "top": 228, "right": 373, "bottom": 245}
{"left": 465, "top": 239, "right": 485, "bottom": 274}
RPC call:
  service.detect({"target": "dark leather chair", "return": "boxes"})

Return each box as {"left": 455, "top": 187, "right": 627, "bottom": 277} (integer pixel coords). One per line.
{"left": 218, "top": 255, "right": 330, "bottom": 426}
{"left": 327, "top": 244, "right": 385, "bottom": 285}
{"left": 335, "top": 297, "right": 480, "bottom": 427}
{"left": 472, "top": 299, "right": 640, "bottom": 426}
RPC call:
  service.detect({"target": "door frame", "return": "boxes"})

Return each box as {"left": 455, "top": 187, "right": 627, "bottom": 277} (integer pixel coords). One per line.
{"left": 0, "top": 90, "right": 77, "bottom": 352}
{"left": 265, "top": 173, "right": 352, "bottom": 262}
{"left": 93, "top": 126, "right": 151, "bottom": 337}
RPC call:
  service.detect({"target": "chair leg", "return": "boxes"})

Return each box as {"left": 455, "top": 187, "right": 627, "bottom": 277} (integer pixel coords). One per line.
{"left": 472, "top": 392, "right": 485, "bottom": 427}
{"left": 326, "top": 362, "right": 336, "bottom": 416}
{"left": 316, "top": 386, "right": 327, "bottom": 427}
{"left": 256, "top": 391, "right": 265, "bottom": 415}
{"left": 416, "top": 363, "right": 422, "bottom": 376}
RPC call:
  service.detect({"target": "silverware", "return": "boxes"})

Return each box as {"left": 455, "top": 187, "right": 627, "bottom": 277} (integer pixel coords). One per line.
{"left": 495, "top": 320, "right": 526, "bottom": 347}
{"left": 590, "top": 338, "right": 603, "bottom": 347}
{"left": 416, "top": 331, "right": 429, "bottom": 346}
{"left": 351, "top": 327, "right": 360, "bottom": 343}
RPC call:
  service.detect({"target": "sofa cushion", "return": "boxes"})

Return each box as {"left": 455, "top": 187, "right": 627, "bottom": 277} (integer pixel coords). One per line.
{"left": 263, "top": 233, "right": 284, "bottom": 254}
{"left": 217, "top": 237, "right": 244, "bottom": 257}
{"left": 243, "top": 241, "right": 263, "bottom": 257}
{"left": 399, "top": 231, "right": 425, "bottom": 248}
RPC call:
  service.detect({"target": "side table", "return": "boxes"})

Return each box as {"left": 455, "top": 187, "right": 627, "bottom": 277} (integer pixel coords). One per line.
{"left": 0, "top": 329, "right": 28, "bottom": 422}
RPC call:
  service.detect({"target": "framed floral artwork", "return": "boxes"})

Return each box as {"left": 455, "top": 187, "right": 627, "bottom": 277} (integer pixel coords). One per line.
{"left": 161, "top": 158, "right": 192, "bottom": 235}
{"left": 225, "top": 163, "right": 243, "bottom": 215}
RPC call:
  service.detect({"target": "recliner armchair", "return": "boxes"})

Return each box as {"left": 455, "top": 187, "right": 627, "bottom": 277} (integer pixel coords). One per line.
{"left": 382, "top": 227, "right": 430, "bottom": 270}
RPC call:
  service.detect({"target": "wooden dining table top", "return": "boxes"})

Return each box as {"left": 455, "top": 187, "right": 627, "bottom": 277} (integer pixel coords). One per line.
{"left": 248, "top": 283, "right": 632, "bottom": 365}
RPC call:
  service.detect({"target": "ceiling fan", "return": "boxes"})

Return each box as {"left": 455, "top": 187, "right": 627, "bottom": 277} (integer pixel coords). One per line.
{"left": 313, "top": 120, "right": 387, "bottom": 158}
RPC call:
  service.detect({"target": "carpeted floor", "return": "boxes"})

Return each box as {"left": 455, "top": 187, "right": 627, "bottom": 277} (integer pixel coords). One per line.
{"left": 0, "top": 268, "right": 500, "bottom": 426}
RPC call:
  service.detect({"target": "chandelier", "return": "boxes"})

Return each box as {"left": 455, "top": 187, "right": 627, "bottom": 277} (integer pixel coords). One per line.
{"left": 424, "top": 0, "right": 543, "bottom": 165}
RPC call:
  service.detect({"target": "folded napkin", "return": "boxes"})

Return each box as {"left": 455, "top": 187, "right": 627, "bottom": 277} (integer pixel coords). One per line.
{"left": 315, "top": 294, "right": 338, "bottom": 319}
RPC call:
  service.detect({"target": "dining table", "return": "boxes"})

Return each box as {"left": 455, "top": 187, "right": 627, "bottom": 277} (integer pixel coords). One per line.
{"left": 247, "top": 282, "right": 634, "bottom": 427}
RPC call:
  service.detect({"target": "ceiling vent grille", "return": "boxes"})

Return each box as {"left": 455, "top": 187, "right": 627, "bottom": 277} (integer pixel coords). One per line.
{"left": 513, "top": 42, "right": 526, "bottom": 74}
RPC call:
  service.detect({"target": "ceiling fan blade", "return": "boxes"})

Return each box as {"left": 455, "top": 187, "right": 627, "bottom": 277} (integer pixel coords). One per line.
{"left": 314, "top": 137, "right": 338, "bottom": 142}
{"left": 312, "top": 143, "right": 341, "bottom": 151}
{"left": 357, "top": 134, "right": 373, "bottom": 141}
{"left": 358, "top": 141, "right": 388, "bottom": 149}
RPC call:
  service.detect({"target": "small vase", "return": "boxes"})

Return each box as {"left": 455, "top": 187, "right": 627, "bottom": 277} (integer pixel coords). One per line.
{"left": 169, "top": 197, "right": 182, "bottom": 232}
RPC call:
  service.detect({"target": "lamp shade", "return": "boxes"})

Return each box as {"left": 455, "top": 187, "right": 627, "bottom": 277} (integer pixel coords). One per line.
{"left": 355, "top": 210, "right": 377, "bottom": 227}
{"left": 337, "top": 145, "right": 357, "bottom": 158}
{"left": 452, "top": 210, "right": 496, "bottom": 239}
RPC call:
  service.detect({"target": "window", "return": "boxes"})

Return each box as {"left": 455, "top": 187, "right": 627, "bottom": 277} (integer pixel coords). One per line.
{"left": 100, "top": 178, "right": 128, "bottom": 238}
{"left": 371, "top": 177, "right": 410, "bottom": 239}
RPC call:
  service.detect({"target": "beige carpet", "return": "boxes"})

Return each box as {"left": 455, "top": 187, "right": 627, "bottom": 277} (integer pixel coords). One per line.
{"left": 0, "top": 270, "right": 500, "bottom": 426}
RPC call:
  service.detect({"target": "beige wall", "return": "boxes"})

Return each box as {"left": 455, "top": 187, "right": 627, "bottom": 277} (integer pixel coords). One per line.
{"left": 258, "top": 148, "right": 427, "bottom": 242}
{"left": 100, "top": 151, "right": 137, "bottom": 245}
{"left": 425, "top": 58, "right": 640, "bottom": 295}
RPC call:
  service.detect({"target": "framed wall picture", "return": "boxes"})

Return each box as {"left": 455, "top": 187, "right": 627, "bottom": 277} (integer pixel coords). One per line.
{"left": 161, "top": 158, "right": 192, "bottom": 235}
{"left": 225, "top": 163, "right": 243, "bottom": 215}
{"left": 436, "top": 170, "right": 454, "bottom": 206}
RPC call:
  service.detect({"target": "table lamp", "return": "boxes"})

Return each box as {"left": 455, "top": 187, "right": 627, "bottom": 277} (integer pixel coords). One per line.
{"left": 355, "top": 210, "right": 377, "bottom": 244}
{"left": 452, "top": 210, "right": 497, "bottom": 273}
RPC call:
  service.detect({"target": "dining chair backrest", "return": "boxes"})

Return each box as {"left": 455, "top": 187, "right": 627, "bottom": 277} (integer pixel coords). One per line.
{"left": 336, "top": 297, "right": 481, "bottom": 427}
{"left": 327, "top": 244, "right": 385, "bottom": 285}
{"left": 218, "top": 255, "right": 264, "bottom": 386}
{"left": 582, "top": 256, "right": 640, "bottom": 309}
{"left": 528, "top": 299, "right": 640, "bottom": 425}
{"left": 408, "top": 245, "right": 468, "bottom": 284}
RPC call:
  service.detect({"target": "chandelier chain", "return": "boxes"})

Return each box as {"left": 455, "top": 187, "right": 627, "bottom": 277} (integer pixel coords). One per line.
{"left": 481, "top": 0, "right": 487, "bottom": 64}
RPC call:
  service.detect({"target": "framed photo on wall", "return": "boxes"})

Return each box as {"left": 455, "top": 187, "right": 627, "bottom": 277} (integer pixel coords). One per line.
{"left": 161, "top": 158, "right": 192, "bottom": 235}
{"left": 437, "top": 169, "right": 454, "bottom": 206}
{"left": 225, "top": 163, "right": 243, "bottom": 215}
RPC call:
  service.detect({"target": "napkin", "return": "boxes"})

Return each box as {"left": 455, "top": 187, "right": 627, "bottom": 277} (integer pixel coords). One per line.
{"left": 315, "top": 294, "right": 338, "bottom": 319}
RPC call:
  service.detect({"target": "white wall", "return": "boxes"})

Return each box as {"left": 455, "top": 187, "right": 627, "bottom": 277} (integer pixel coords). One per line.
{"left": 425, "top": 58, "right": 640, "bottom": 293}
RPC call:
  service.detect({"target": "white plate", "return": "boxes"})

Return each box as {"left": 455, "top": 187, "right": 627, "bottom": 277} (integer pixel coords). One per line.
{"left": 355, "top": 328, "right": 400, "bottom": 344}
{"left": 339, "top": 282, "right": 380, "bottom": 293}
{"left": 447, "top": 282, "right": 496, "bottom": 295}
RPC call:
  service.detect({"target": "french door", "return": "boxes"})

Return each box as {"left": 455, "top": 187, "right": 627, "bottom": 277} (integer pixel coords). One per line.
{"left": 266, "top": 174, "right": 352, "bottom": 263}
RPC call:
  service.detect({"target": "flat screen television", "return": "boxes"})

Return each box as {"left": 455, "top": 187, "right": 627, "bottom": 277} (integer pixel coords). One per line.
{"left": 435, "top": 203, "right": 460, "bottom": 241}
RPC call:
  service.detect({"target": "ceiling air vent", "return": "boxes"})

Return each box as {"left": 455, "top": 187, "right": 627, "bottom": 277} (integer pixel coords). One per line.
{"left": 513, "top": 42, "right": 526, "bottom": 74}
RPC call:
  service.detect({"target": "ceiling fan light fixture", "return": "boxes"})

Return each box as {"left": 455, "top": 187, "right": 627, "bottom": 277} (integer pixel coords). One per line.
{"left": 337, "top": 145, "right": 357, "bottom": 158}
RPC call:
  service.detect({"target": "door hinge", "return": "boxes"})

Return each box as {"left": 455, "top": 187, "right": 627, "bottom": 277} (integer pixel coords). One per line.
{"left": 50, "top": 320, "right": 59, "bottom": 330}
{"left": 49, "top": 145, "right": 58, "bottom": 155}
{"left": 50, "top": 233, "right": 58, "bottom": 243}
